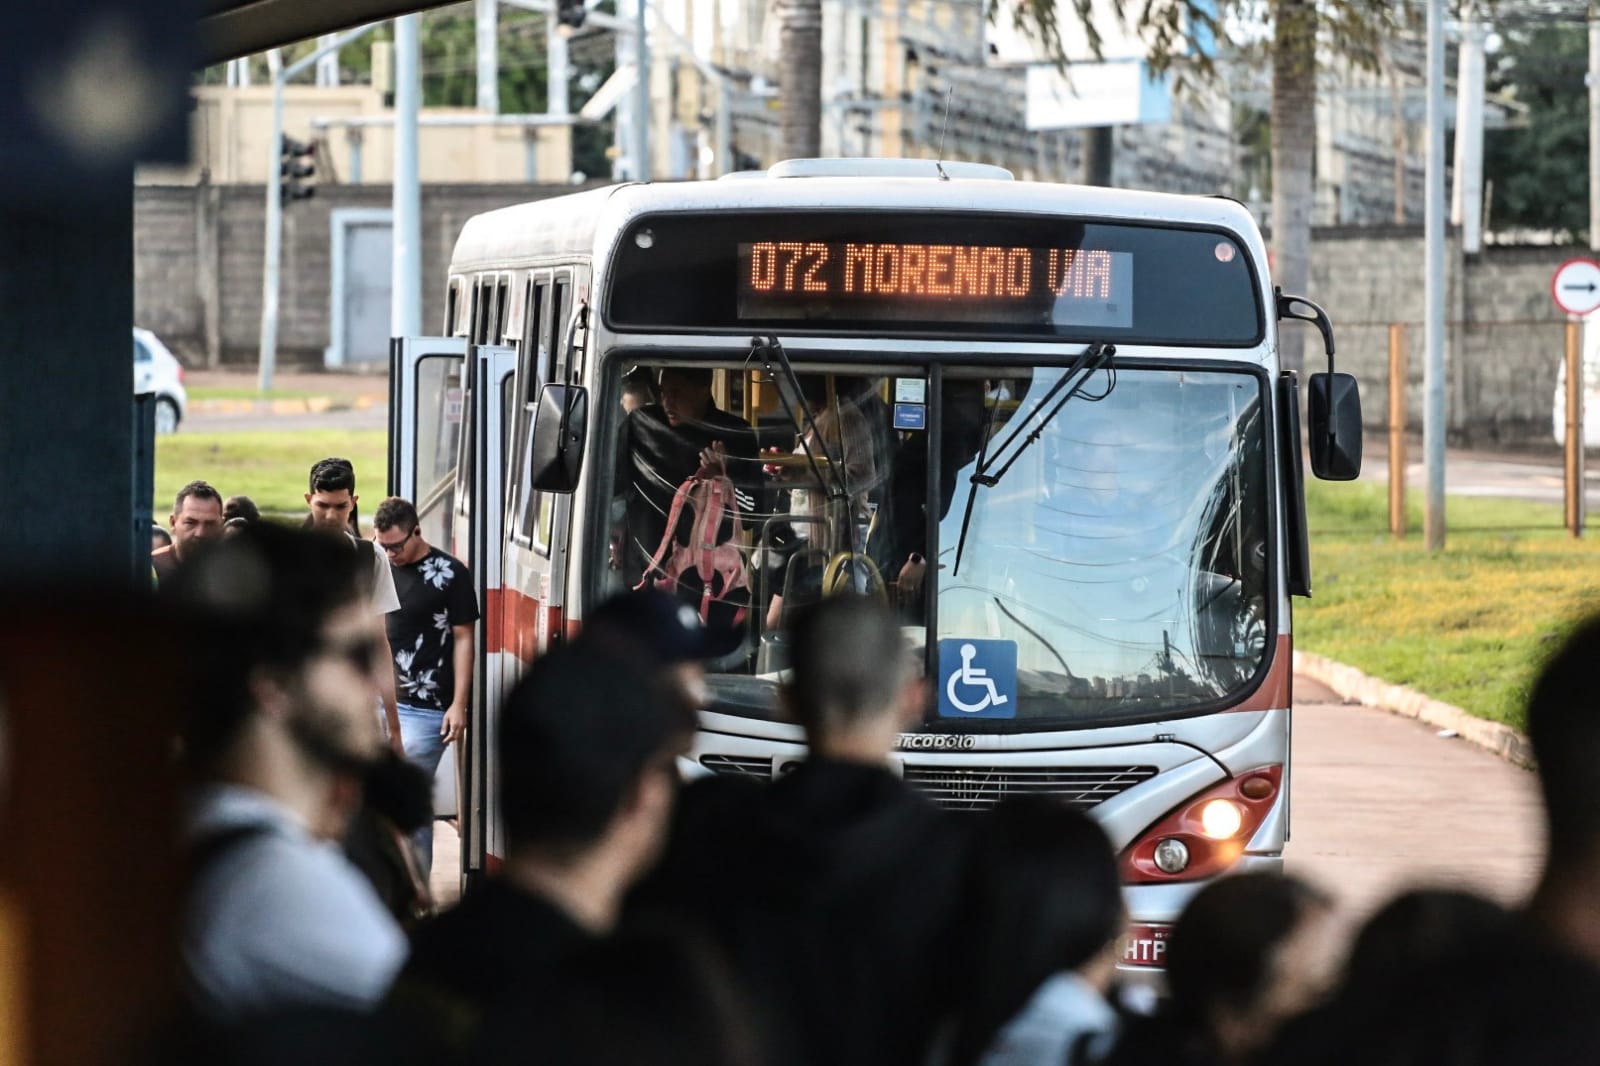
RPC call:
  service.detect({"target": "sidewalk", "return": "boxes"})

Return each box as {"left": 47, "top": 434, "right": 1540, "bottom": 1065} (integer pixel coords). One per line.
{"left": 184, "top": 368, "right": 389, "bottom": 416}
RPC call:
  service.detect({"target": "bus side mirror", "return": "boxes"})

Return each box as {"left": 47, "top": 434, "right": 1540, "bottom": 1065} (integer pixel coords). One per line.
{"left": 529, "top": 384, "right": 588, "bottom": 493}
{"left": 1307, "top": 372, "right": 1362, "bottom": 481}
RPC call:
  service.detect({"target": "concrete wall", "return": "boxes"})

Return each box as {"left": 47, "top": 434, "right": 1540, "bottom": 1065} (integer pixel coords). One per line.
{"left": 1309, "top": 227, "right": 1578, "bottom": 447}
{"left": 136, "top": 86, "right": 574, "bottom": 186}
{"left": 134, "top": 183, "right": 577, "bottom": 368}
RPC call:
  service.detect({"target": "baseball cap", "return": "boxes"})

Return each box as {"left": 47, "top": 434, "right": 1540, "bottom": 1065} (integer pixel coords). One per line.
{"left": 584, "top": 588, "right": 746, "bottom": 665}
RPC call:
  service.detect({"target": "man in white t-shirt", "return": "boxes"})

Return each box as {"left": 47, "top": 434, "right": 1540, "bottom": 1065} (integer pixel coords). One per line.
{"left": 306, "top": 457, "right": 403, "bottom": 753}
{"left": 164, "top": 524, "right": 407, "bottom": 1018}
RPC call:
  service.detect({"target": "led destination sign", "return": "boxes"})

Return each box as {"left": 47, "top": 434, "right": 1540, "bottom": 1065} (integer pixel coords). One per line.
{"left": 605, "top": 211, "right": 1262, "bottom": 344}
{"left": 738, "top": 241, "right": 1134, "bottom": 329}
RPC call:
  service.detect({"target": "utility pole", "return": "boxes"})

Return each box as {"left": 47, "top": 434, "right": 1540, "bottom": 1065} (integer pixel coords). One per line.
{"left": 1590, "top": 1, "right": 1600, "bottom": 247}
{"left": 1425, "top": 0, "right": 1447, "bottom": 550}
{"left": 635, "top": 0, "right": 651, "bottom": 180}
{"left": 258, "top": 48, "right": 285, "bottom": 394}
{"left": 316, "top": 34, "right": 340, "bottom": 87}
{"left": 548, "top": 10, "right": 570, "bottom": 120}
{"left": 394, "top": 14, "right": 424, "bottom": 338}
{"left": 1451, "top": 8, "right": 1485, "bottom": 254}
{"left": 477, "top": 0, "right": 500, "bottom": 114}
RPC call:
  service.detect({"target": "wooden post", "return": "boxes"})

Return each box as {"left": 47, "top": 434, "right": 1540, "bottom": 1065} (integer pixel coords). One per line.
{"left": 1389, "top": 324, "right": 1407, "bottom": 537}
{"left": 1566, "top": 318, "right": 1585, "bottom": 537}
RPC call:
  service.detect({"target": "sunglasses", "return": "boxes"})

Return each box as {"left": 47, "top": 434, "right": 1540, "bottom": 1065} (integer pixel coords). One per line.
{"left": 316, "top": 632, "right": 384, "bottom": 674}
{"left": 377, "top": 528, "right": 416, "bottom": 555}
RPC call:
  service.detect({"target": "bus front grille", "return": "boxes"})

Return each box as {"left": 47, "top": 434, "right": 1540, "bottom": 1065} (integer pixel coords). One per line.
{"left": 903, "top": 765, "right": 1159, "bottom": 812}
{"left": 699, "top": 754, "right": 772, "bottom": 779}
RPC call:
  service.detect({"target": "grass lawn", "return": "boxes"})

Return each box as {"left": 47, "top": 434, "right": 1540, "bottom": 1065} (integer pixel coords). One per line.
{"left": 1300, "top": 479, "right": 1600, "bottom": 732}
{"left": 156, "top": 430, "right": 388, "bottom": 517}
{"left": 186, "top": 386, "right": 321, "bottom": 402}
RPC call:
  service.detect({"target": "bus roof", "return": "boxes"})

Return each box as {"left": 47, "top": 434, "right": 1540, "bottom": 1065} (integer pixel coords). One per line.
{"left": 448, "top": 166, "right": 1265, "bottom": 276}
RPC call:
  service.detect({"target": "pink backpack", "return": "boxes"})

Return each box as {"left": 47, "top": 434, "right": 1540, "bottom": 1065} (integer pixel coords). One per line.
{"left": 636, "top": 471, "right": 751, "bottom": 628}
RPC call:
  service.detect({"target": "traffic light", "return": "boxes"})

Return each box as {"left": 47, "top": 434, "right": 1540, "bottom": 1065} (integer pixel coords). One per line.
{"left": 556, "top": 0, "right": 587, "bottom": 30}
{"left": 280, "top": 136, "right": 316, "bottom": 204}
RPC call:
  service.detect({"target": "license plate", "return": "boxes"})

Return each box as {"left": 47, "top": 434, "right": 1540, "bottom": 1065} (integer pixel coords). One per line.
{"left": 1119, "top": 923, "right": 1172, "bottom": 968}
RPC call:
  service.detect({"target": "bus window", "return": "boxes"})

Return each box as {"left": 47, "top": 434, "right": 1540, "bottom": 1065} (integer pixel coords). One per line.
{"left": 601, "top": 359, "right": 918, "bottom": 716}
{"left": 413, "top": 357, "right": 463, "bottom": 549}
{"left": 549, "top": 276, "right": 570, "bottom": 377}
{"left": 495, "top": 276, "right": 510, "bottom": 342}
{"left": 473, "top": 281, "right": 495, "bottom": 345}
{"left": 515, "top": 280, "right": 551, "bottom": 548}
{"left": 445, "top": 278, "right": 460, "bottom": 337}
{"left": 933, "top": 366, "right": 1270, "bottom": 725}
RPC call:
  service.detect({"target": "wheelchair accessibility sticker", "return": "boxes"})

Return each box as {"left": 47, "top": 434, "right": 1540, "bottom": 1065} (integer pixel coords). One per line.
{"left": 937, "top": 639, "right": 1018, "bottom": 719}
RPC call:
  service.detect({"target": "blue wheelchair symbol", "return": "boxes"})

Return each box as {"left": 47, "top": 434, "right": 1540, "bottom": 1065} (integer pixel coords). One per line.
{"left": 937, "top": 639, "right": 1018, "bottom": 719}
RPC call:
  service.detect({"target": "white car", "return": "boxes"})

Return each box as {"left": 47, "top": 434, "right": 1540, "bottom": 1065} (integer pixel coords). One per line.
{"left": 134, "top": 328, "right": 188, "bottom": 434}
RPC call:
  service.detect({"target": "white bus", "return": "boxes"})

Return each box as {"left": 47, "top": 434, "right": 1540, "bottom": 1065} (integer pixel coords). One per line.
{"left": 389, "top": 158, "right": 1362, "bottom": 978}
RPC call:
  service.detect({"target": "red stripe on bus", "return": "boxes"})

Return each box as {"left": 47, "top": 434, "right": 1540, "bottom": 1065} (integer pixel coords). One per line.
{"left": 1230, "top": 634, "right": 1292, "bottom": 712}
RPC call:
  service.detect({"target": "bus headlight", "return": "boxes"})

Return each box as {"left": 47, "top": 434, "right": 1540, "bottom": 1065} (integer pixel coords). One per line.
{"left": 1199, "top": 799, "right": 1244, "bottom": 840}
{"left": 1153, "top": 838, "right": 1190, "bottom": 874}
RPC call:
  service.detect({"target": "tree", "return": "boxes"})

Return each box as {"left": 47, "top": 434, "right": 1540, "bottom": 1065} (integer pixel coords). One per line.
{"left": 779, "top": 0, "right": 823, "bottom": 158}
{"left": 1483, "top": 24, "right": 1588, "bottom": 239}
{"left": 771, "top": 0, "right": 1402, "bottom": 370}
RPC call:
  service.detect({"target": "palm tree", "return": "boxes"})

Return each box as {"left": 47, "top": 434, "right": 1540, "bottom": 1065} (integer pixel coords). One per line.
{"left": 778, "top": 0, "right": 823, "bottom": 159}
{"left": 1271, "top": 0, "right": 1316, "bottom": 374}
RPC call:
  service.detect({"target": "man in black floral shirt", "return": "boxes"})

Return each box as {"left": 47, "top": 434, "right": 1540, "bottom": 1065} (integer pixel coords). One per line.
{"left": 373, "top": 497, "right": 480, "bottom": 876}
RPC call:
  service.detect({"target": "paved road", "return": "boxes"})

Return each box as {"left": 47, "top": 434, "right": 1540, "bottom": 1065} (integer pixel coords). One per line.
{"left": 426, "top": 677, "right": 1546, "bottom": 919}
{"left": 184, "top": 405, "right": 386, "bottom": 433}
{"left": 1287, "top": 677, "right": 1542, "bottom": 921}
{"left": 1363, "top": 442, "right": 1600, "bottom": 508}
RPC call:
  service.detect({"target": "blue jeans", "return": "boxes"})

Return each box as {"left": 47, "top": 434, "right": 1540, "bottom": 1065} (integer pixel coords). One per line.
{"left": 398, "top": 703, "right": 448, "bottom": 876}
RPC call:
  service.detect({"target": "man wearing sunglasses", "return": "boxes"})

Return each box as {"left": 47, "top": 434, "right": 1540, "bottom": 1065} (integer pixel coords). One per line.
{"left": 372, "top": 496, "right": 479, "bottom": 878}
{"left": 163, "top": 523, "right": 407, "bottom": 1019}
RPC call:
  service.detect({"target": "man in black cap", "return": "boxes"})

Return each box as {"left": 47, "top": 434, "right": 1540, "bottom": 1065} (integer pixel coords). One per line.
{"left": 385, "top": 641, "right": 694, "bottom": 1054}
{"left": 584, "top": 587, "right": 744, "bottom": 712}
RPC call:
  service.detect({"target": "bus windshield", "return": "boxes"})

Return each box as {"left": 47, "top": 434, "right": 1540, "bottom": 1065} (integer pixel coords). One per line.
{"left": 598, "top": 356, "right": 1270, "bottom": 731}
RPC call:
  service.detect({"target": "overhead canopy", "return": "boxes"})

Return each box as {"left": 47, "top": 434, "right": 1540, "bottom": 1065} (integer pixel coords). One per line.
{"left": 198, "top": 0, "right": 460, "bottom": 66}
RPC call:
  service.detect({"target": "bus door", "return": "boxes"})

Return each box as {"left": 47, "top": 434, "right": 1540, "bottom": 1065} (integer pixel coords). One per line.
{"left": 503, "top": 272, "right": 582, "bottom": 671}
{"left": 387, "top": 336, "right": 467, "bottom": 545}
{"left": 449, "top": 343, "right": 518, "bottom": 875}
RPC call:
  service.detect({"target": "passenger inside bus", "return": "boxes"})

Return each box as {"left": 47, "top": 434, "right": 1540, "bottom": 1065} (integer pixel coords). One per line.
{"left": 761, "top": 375, "right": 884, "bottom": 630}
{"left": 613, "top": 366, "right": 762, "bottom": 577}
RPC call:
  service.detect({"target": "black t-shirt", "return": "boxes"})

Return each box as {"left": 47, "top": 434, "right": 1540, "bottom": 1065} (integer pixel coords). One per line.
{"left": 385, "top": 878, "right": 593, "bottom": 1056}
{"left": 631, "top": 759, "right": 973, "bottom": 1066}
{"left": 616, "top": 403, "right": 760, "bottom": 583}
{"left": 386, "top": 547, "right": 480, "bottom": 712}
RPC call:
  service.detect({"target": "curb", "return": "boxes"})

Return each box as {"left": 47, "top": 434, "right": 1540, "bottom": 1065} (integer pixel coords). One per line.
{"left": 1294, "top": 650, "right": 1536, "bottom": 770}
{"left": 188, "top": 394, "right": 383, "bottom": 416}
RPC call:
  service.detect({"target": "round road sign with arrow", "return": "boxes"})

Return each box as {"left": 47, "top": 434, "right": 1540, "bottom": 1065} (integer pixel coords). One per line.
{"left": 1552, "top": 258, "right": 1600, "bottom": 316}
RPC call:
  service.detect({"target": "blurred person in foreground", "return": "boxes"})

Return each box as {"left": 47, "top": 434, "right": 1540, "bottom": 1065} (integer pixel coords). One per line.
{"left": 1097, "top": 873, "right": 1334, "bottom": 1066}
{"left": 1525, "top": 613, "right": 1600, "bottom": 963}
{"left": 304, "top": 457, "right": 404, "bottom": 753}
{"left": 475, "top": 926, "right": 762, "bottom": 1066}
{"left": 386, "top": 641, "right": 694, "bottom": 1055}
{"left": 162, "top": 523, "right": 406, "bottom": 1019}
{"left": 939, "top": 798, "right": 1125, "bottom": 1066}
{"left": 633, "top": 595, "right": 971, "bottom": 1066}
{"left": 584, "top": 586, "right": 744, "bottom": 711}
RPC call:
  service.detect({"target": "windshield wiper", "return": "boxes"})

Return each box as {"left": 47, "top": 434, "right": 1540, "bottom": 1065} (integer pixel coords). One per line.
{"left": 746, "top": 335, "right": 856, "bottom": 550}
{"left": 951, "top": 342, "right": 1115, "bottom": 576}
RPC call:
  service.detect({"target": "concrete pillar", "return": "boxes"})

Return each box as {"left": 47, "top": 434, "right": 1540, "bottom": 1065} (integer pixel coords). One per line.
{"left": 0, "top": 186, "right": 136, "bottom": 583}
